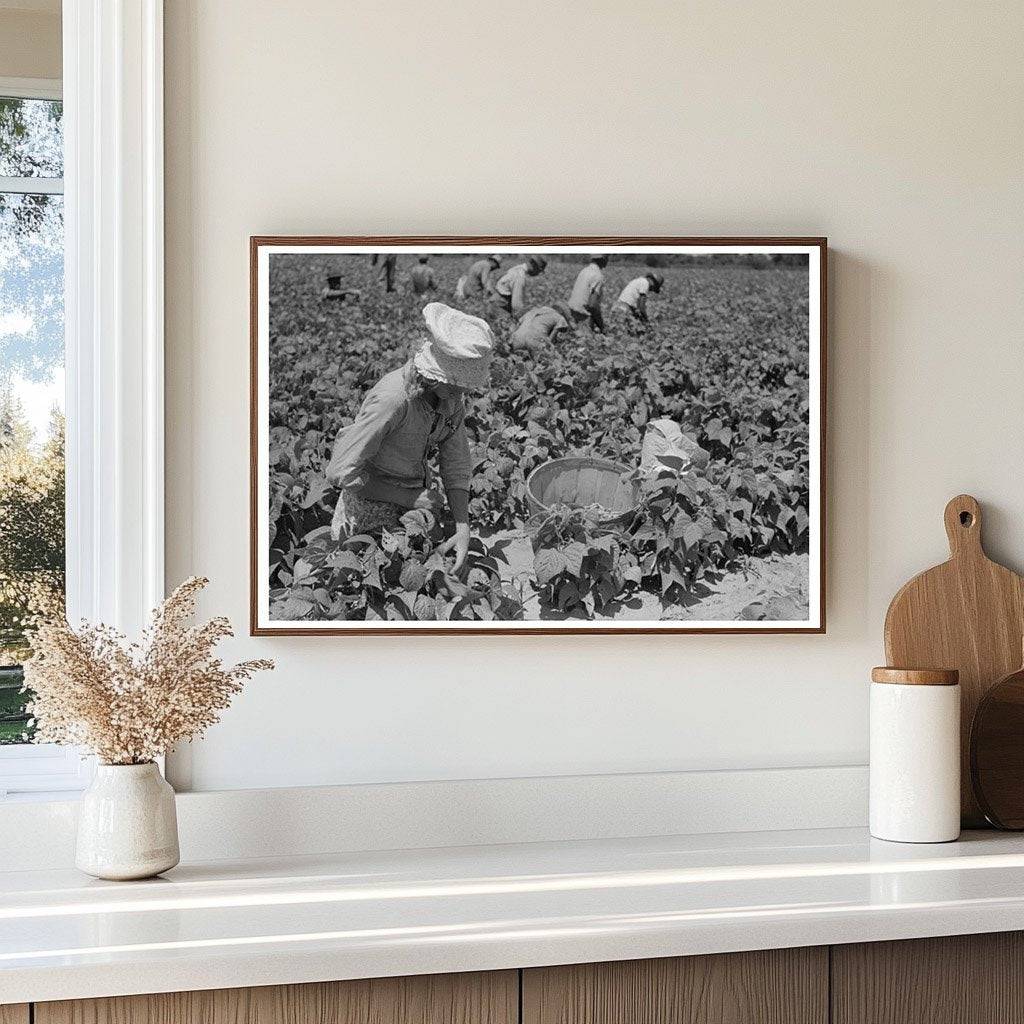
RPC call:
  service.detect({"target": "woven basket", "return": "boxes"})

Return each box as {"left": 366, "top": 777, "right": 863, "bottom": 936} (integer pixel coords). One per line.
{"left": 526, "top": 457, "right": 640, "bottom": 527}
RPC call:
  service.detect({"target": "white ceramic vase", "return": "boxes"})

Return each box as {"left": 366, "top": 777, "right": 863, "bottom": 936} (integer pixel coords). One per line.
{"left": 76, "top": 762, "right": 180, "bottom": 880}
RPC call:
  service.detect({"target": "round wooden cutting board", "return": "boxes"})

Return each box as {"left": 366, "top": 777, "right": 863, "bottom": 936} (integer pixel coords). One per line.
{"left": 970, "top": 654, "right": 1024, "bottom": 829}
{"left": 884, "top": 494, "right": 1024, "bottom": 826}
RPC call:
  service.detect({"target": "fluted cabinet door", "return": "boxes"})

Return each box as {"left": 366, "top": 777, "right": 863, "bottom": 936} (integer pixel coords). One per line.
{"left": 832, "top": 932, "right": 1024, "bottom": 1024}
{"left": 35, "top": 971, "right": 518, "bottom": 1024}
{"left": 0, "top": 1006, "right": 29, "bottom": 1024}
{"left": 522, "top": 948, "right": 828, "bottom": 1024}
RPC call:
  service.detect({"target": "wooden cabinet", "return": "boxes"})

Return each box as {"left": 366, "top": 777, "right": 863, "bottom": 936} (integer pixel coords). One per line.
{"left": 34, "top": 971, "right": 517, "bottom": 1024}
{"left": 832, "top": 932, "right": 1024, "bottom": 1024}
{"left": 24, "top": 932, "right": 1024, "bottom": 1024}
{"left": 522, "top": 948, "right": 828, "bottom": 1024}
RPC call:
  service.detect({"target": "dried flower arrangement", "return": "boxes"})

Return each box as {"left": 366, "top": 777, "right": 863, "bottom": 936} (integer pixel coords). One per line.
{"left": 23, "top": 577, "right": 273, "bottom": 765}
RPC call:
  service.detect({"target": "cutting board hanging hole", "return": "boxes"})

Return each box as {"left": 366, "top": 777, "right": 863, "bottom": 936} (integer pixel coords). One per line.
{"left": 944, "top": 494, "right": 983, "bottom": 557}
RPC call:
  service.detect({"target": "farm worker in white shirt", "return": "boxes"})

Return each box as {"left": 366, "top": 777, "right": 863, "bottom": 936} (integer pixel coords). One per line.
{"left": 568, "top": 254, "right": 609, "bottom": 333}
{"left": 454, "top": 254, "right": 502, "bottom": 300}
{"left": 492, "top": 255, "right": 547, "bottom": 318}
{"left": 509, "top": 302, "right": 574, "bottom": 352}
{"left": 612, "top": 271, "right": 664, "bottom": 324}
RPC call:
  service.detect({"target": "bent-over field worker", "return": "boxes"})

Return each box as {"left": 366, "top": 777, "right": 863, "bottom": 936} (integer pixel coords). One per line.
{"left": 492, "top": 255, "right": 546, "bottom": 318}
{"left": 509, "top": 302, "right": 574, "bottom": 352}
{"left": 326, "top": 302, "right": 495, "bottom": 572}
{"left": 612, "top": 271, "right": 664, "bottom": 324}
{"left": 568, "top": 254, "right": 608, "bottom": 332}
{"left": 454, "top": 254, "right": 501, "bottom": 300}
{"left": 409, "top": 256, "right": 437, "bottom": 296}
{"left": 320, "top": 274, "right": 361, "bottom": 303}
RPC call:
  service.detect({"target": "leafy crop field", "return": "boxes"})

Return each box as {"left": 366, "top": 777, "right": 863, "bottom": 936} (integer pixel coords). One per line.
{"left": 265, "top": 253, "right": 812, "bottom": 624}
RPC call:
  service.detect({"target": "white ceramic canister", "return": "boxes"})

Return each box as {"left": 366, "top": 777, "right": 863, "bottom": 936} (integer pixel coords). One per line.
{"left": 76, "top": 762, "right": 180, "bottom": 880}
{"left": 870, "top": 667, "right": 961, "bottom": 843}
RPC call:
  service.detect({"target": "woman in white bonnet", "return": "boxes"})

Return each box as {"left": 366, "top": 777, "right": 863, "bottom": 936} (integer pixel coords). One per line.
{"left": 327, "top": 302, "right": 495, "bottom": 571}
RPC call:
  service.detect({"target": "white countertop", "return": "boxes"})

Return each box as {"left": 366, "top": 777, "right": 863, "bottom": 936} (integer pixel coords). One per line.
{"left": 4, "top": 827, "right": 1024, "bottom": 1004}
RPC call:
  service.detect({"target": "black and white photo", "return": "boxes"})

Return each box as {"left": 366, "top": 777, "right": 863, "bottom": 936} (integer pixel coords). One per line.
{"left": 251, "top": 239, "right": 825, "bottom": 634}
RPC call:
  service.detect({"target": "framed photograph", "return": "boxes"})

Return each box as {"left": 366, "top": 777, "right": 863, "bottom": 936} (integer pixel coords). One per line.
{"left": 251, "top": 237, "right": 826, "bottom": 635}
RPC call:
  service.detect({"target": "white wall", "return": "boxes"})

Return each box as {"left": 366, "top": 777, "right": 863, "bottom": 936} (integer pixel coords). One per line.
{"left": 164, "top": 0, "right": 1024, "bottom": 792}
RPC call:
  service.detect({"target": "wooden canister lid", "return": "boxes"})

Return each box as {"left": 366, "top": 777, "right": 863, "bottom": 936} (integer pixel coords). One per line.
{"left": 871, "top": 667, "right": 960, "bottom": 686}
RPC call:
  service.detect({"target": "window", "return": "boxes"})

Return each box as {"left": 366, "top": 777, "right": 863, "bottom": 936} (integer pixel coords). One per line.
{"left": 0, "top": 5, "right": 166, "bottom": 797}
{"left": 0, "top": 79, "right": 85, "bottom": 797}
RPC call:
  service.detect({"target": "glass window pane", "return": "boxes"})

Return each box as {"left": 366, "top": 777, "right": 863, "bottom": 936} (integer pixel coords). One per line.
{"left": 0, "top": 189, "right": 65, "bottom": 744}
{"left": 0, "top": 97, "right": 63, "bottom": 179}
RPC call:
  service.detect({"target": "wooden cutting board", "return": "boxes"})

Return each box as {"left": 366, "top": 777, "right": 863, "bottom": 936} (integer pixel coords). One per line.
{"left": 970, "top": 649, "right": 1024, "bottom": 829}
{"left": 884, "top": 494, "right": 1024, "bottom": 826}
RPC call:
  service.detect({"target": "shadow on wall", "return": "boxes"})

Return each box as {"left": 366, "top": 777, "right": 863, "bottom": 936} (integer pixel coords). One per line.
{"left": 827, "top": 249, "right": 873, "bottom": 634}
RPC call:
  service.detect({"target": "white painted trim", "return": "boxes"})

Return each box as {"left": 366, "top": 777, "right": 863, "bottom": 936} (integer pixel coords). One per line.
{"left": 0, "top": 744, "right": 93, "bottom": 797}
{"left": 0, "top": 76, "right": 61, "bottom": 100}
{"left": 0, "top": 765, "right": 869, "bottom": 870}
{"left": 63, "top": 0, "right": 164, "bottom": 635}
{"left": 0, "top": 175, "right": 63, "bottom": 194}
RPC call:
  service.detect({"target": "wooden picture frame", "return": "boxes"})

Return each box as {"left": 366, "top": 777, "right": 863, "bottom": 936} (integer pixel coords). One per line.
{"left": 251, "top": 236, "right": 827, "bottom": 635}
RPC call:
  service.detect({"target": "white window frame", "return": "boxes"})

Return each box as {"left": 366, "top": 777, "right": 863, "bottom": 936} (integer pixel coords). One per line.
{"left": 0, "top": 0, "right": 164, "bottom": 799}
{"left": 0, "top": 76, "right": 64, "bottom": 194}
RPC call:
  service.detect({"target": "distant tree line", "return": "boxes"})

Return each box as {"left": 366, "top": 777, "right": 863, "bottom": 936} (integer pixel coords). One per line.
{"left": 0, "top": 395, "right": 65, "bottom": 742}
{"left": 642, "top": 253, "right": 809, "bottom": 269}
{"left": 533, "top": 252, "right": 809, "bottom": 269}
